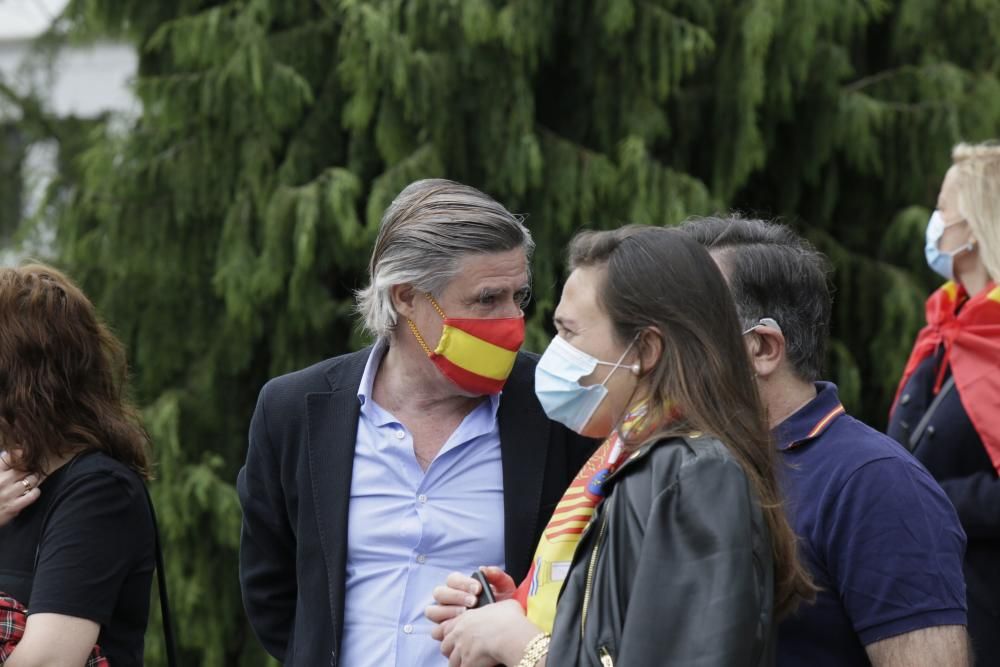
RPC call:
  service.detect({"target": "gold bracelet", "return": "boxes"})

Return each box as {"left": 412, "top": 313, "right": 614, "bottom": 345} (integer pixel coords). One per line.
{"left": 516, "top": 632, "right": 551, "bottom": 667}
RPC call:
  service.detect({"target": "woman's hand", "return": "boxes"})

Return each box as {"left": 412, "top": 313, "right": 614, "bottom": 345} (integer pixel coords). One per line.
{"left": 427, "top": 567, "right": 517, "bottom": 627}
{"left": 437, "top": 599, "right": 542, "bottom": 667}
{"left": 0, "top": 452, "right": 40, "bottom": 526}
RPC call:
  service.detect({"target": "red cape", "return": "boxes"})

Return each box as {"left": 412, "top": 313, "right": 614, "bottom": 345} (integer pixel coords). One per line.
{"left": 892, "top": 282, "right": 1000, "bottom": 474}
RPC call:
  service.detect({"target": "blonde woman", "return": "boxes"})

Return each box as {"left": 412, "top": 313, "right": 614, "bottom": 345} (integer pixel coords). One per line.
{"left": 888, "top": 141, "right": 1000, "bottom": 659}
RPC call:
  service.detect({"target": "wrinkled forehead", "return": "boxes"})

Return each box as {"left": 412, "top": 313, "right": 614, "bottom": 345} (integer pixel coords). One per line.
{"left": 443, "top": 248, "right": 530, "bottom": 292}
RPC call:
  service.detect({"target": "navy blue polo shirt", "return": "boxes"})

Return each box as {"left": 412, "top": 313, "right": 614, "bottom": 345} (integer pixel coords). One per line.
{"left": 775, "top": 382, "right": 967, "bottom": 666}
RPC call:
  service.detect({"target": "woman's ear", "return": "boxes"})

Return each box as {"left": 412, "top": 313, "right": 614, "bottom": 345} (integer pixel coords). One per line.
{"left": 391, "top": 284, "right": 418, "bottom": 320}
{"left": 635, "top": 327, "right": 663, "bottom": 376}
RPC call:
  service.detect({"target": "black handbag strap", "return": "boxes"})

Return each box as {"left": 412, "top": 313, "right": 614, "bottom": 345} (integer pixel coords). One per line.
{"left": 33, "top": 454, "right": 178, "bottom": 667}
{"left": 142, "top": 484, "right": 179, "bottom": 667}
{"left": 908, "top": 376, "right": 956, "bottom": 452}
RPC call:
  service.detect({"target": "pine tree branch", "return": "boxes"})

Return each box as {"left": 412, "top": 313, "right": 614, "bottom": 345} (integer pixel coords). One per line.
{"left": 0, "top": 80, "right": 63, "bottom": 142}
{"left": 844, "top": 67, "right": 904, "bottom": 92}
{"left": 843, "top": 63, "right": 957, "bottom": 93}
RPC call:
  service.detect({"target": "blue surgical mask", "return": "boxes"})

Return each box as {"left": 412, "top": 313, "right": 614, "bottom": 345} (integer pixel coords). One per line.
{"left": 534, "top": 335, "right": 638, "bottom": 434}
{"left": 925, "top": 210, "right": 973, "bottom": 280}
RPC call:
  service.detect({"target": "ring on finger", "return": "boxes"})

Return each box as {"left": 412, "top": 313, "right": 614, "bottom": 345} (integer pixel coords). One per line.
{"left": 20, "top": 478, "right": 32, "bottom": 492}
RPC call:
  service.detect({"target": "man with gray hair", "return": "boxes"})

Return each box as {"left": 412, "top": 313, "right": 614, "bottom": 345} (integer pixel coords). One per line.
{"left": 682, "top": 216, "right": 970, "bottom": 667}
{"left": 238, "top": 179, "right": 595, "bottom": 667}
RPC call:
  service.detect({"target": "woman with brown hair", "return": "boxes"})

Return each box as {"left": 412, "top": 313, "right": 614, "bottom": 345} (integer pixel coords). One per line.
{"left": 0, "top": 263, "right": 155, "bottom": 666}
{"left": 428, "top": 226, "right": 814, "bottom": 666}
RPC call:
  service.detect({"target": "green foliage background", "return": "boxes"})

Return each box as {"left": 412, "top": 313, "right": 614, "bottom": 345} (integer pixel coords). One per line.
{"left": 4, "top": 0, "right": 1000, "bottom": 664}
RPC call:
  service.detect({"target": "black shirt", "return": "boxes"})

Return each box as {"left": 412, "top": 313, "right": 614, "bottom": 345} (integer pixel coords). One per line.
{"left": 0, "top": 451, "right": 154, "bottom": 666}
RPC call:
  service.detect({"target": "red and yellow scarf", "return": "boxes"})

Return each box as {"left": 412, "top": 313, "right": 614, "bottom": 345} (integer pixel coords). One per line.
{"left": 892, "top": 281, "right": 1000, "bottom": 474}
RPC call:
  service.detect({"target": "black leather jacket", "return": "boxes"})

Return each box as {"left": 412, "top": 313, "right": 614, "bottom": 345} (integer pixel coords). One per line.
{"left": 548, "top": 435, "right": 776, "bottom": 666}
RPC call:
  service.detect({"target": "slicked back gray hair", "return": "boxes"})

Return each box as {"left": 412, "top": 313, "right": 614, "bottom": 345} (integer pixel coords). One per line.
{"left": 356, "top": 179, "right": 534, "bottom": 339}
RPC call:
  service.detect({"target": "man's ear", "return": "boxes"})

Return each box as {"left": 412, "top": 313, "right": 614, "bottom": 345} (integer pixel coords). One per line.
{"left": 391, "top": 284, "right": 418, "bottom": 320}
{"left": 747, "top": 326, "right": 785, "bottom": 379}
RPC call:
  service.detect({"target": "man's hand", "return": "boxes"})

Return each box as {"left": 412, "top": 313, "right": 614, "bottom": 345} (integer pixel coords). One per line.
{"left": 0, "top": 452, "right": 40, "bottom": 527}
{"left": 866, "top": 625, "right": 971, "bottom": 667}
{"left": 426, "top": 567, "right": 517, "bottom": 629}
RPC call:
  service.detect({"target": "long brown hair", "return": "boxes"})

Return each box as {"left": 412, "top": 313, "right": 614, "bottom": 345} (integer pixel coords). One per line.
{"left": 0, "top": 263, "right": 151, "bottom": 479}
{"left": 568, "top": 226, "right": 815, "bottom": 618}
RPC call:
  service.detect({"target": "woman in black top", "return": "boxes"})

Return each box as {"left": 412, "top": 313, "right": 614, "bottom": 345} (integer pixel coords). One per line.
{"left": 0, "top": 263, "right": 155, "bottom": 666}
{"left": 888, "top": 141, "right": 1000, "bottom": 659}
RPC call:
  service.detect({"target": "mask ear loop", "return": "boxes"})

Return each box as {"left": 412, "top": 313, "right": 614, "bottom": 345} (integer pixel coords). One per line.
{"left": 407, "top": 319, "right": 433, "bottom": 355}
{"left": 424, "top": 293, "right": 448, "bottom": 319}
{"left": 598, "top": 334, "right": 641, "bottom": 387}
{"left": 950, "top": 238, "right": 977, "bottom": 258}
{"left": 939, "top": 219, "right": 977, "bottom": 257}
{"left": 609, "top": 333, "right": 650, "bottom": 442}
{"left": 407, "top": 293, "right": 448, "bottom": 356}
{"left": 743, "top": 317, "right": 783, "bottom": 336}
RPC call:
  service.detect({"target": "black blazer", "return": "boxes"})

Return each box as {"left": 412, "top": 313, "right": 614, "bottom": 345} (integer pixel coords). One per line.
{"left": 238, "top": 347, "right": 596, "bottom": 666}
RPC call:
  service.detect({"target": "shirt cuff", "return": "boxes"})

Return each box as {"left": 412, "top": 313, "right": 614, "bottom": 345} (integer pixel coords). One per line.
{"left": 858, "top": 608, "right": 968, "bottom": 646}
{"left": 25, "top": 600, "right": 111, "bottom": 626}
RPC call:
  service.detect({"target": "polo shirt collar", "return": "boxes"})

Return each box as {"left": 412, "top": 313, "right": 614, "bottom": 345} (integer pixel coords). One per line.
{"left": 773, "top": 381, "right": 846, "bottom": 451}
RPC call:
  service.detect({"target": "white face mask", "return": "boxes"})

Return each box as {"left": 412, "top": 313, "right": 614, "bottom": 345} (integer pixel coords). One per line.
{"left": 925, "top": 210, "right": 974, "bottom": 281}
{"left": 533, "top": 335, "right": 638, "bottom": 434}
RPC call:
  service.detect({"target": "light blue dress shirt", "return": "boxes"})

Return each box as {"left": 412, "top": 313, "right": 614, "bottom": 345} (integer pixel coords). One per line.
{"left": 339, "top": 342, "right": 506, "bottom": 667}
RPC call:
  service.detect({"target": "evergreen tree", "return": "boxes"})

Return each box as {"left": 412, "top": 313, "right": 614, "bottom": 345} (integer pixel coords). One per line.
{"left": 24, "top": 0, "right": 1000, "bottom": 663}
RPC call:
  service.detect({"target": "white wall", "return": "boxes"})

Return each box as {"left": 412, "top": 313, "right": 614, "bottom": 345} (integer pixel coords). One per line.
{"left": 0, "top": 39, "right": 138, "bottom": 118}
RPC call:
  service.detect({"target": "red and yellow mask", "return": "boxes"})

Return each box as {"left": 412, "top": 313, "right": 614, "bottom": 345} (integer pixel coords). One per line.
{"left": 408, "top": 294, "right": 525, "bottom": 395}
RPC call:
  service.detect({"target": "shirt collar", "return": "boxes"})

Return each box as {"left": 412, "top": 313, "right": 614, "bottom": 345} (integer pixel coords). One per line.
{"left": 357, "top": 339, "right": 387, "bottom": 407}
{"left": 356, "top": 338, "right": 502, "bottom": 421}
{"left": 773, "top": 381, "right": 846, "bottom": 451}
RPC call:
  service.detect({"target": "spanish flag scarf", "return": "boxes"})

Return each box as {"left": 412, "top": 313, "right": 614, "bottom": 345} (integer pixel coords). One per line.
{"left": 891, "top": 281, "right": 1000, "bottom": 474}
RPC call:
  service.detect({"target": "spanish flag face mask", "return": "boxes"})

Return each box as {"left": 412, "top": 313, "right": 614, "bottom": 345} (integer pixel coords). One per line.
{"left": 407, "top": 293, "right": 525, "bottom": 396}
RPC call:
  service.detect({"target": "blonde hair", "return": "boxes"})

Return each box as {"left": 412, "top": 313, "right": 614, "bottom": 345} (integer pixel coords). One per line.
{"left": 952, "top": 141, "right": 1000, "bottom": 280}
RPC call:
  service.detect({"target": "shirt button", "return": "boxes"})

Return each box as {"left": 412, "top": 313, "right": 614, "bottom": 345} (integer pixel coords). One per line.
{"left": 403, "top": 624, "right": 414, "bottom": 634}
{"left": 927, "top": 425, "right": 936, "bottom": 438}
{"left": 395, "top": 429, "right": 405, "bottom": 440}
{"left": 416, "top": 554, "right": 427, "bottom": 564}
{"left": 901, "top": 393, "right": 911, "bottom": 405}
{"left": 417, "top": 494, "right": 428, "bottom": 504}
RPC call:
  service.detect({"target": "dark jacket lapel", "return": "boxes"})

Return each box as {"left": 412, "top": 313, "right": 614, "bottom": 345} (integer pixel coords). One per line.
{"left": 305, "top": 346, "right": 371, "bottom": 657}
{"left": 498, "top": 353, "right": 552, "bottom": 580}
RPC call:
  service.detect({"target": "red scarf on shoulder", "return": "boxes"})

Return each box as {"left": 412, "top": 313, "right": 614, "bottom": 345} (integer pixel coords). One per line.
{"left": 891, "top": 281, "right": 1000, "bottom": 474}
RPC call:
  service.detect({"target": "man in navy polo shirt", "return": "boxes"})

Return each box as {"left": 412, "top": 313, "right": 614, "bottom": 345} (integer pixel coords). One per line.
{"left": 683, "top": 216, "right": 971, "bottom": 666}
